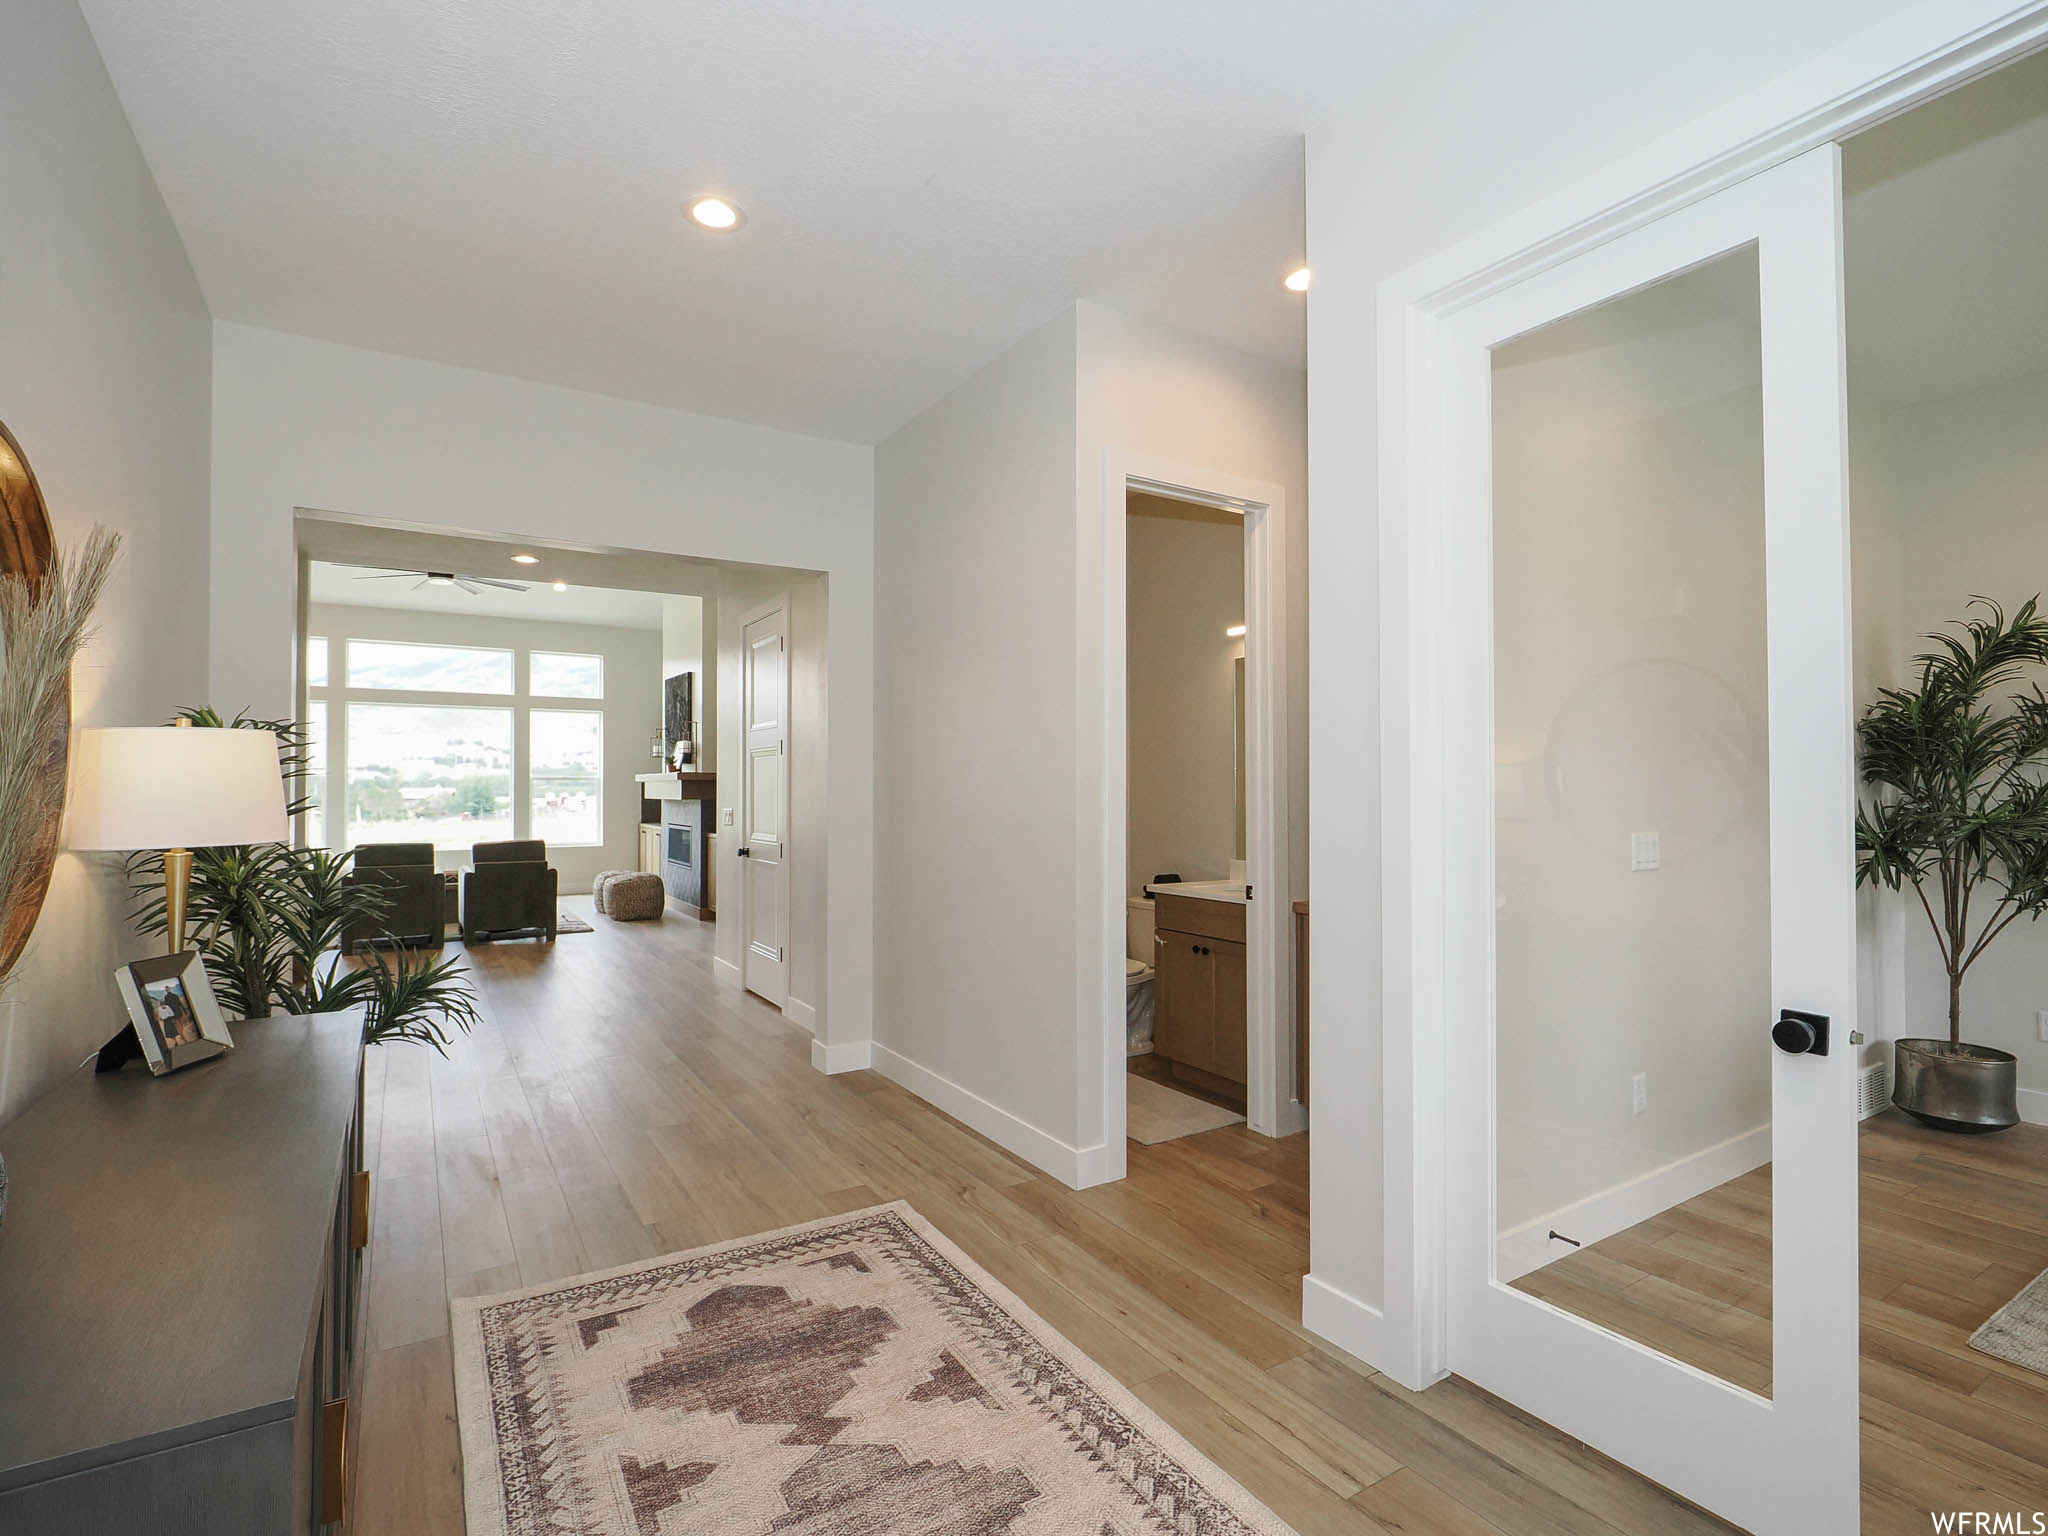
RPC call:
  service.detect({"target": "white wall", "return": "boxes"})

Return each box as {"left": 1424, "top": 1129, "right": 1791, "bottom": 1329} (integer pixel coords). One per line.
{"left": 1126, "top": 503, "right": 1244, "bottom": 898}
{"left": 211, "top": 323, "right": 875, "bottom": 1057}
{"left": 0, "top": 0, "right": 213, "bottom": 1123}
{"left": 873, "top": 300, "right": 1307, "bottom": 1182}
{"left": 714, "top": 567, "right": 829, "bottom": 1032}
{"left": 1303, "top": 0, "right": 1924, "bottom": 1359}
{"left": 873, "top": 310, "right": 1084, "bottom": 1162}
{"left": 660, "top": 594, "right": 713, "bottom": 765}
{"left": 307, "top": 603, "right": 662, "bottom": 891}
{"left": 1869, "top": 365, "right": 2048, "bottom": 1114}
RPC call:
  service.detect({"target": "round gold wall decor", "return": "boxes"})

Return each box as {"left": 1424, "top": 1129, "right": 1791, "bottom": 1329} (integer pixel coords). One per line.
{"left": 0, "top": 419, "right": 65, "bottom": 982}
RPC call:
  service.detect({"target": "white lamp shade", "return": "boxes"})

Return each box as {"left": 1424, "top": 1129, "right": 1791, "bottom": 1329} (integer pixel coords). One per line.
{"left": 66, "top": 727, "right": 292, "bottom": 851}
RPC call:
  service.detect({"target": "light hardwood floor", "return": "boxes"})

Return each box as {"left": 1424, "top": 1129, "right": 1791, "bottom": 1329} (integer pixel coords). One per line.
{"left": 1516, "top": 1116, "right": 2048, "bottom": 1533}
{"left": 354, "top": 902, "right": 1750, "bottom": 1535}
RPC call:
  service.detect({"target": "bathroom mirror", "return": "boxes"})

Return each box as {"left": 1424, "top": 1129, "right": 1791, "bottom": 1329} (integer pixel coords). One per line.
{"left": 1233, "top": 656, "right": 1247, "bottom": 861}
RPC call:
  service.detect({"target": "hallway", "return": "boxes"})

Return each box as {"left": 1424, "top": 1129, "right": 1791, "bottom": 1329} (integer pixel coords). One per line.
{"left": 349, "top": 902, "right": 1735, "bottom": 1535}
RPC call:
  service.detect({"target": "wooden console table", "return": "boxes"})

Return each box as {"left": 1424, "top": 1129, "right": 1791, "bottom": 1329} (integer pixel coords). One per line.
{"left": 0, "top": 1011, "right": 369, "bottom": 1533}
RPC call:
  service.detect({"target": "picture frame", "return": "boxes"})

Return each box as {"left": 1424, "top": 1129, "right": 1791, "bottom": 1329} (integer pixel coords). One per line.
{"left": 114, "top": 952, "right": 232, "bottom": 1075}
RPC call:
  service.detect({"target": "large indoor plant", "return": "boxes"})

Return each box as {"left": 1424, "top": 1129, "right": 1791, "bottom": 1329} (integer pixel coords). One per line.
{"left": 1855, "top": 597, "right": 2048, "bottom": 1131}
{"left": 128, "top": 708, "right": 482, "bottom": 1053}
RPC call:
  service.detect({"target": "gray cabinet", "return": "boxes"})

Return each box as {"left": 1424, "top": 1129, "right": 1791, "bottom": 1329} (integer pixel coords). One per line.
{"left": 0, "top": 1012, "right": 369, "bottom": 1534}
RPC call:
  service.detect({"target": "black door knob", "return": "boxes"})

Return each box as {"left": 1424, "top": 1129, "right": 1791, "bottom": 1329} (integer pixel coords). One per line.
{"left": 1772, "top": 1009, "right": 1829, "bottom": 1056}
{"left": 736, "top": 846, "right": 750, "bottom": 858}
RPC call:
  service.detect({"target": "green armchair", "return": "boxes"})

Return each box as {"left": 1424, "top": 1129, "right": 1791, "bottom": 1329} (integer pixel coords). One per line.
{"left": 461, "top": 840, "right": 558, "bottom": 944}
{"left": 343, "top": 843, "right": 445, "bottom": 953}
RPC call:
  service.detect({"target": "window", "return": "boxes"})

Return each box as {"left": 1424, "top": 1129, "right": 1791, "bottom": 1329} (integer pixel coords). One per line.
{"left": 304, "top": 699, "right": 328, "bottom": 849}
{"left": 530, "top": 651, "right": 603, "bottom": 698}
{"left": 346, "top": 703, "right": 514, "bottom": 850}
{"left": 531, "top": 710, "right": 603, "bottom": 846}
{"left": 347, "top": 639, "right": 513, "bottom": 694}
{"left": 307, "top": 635, "right": 328, "bottom": 688}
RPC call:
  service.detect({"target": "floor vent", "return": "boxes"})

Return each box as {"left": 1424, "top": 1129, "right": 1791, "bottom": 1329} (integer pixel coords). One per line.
{"left": 1857, "top": 1060, "right": 1890, "bottom": 1120}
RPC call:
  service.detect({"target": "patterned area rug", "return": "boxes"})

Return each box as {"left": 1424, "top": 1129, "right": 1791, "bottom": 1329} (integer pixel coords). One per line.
{"left": 1971, "top": 1265, "right": 2048, "bottom": 1377}
{"left": 556, "top": 910, "right": 594, "bottom": 934}
{"left": 451, "top": 1202, "right": 1295, "bottom": 1536}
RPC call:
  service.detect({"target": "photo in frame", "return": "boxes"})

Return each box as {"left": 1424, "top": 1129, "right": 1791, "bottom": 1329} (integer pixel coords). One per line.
{"left": 114, "top": 952, "right": 232, "bottom": 1075}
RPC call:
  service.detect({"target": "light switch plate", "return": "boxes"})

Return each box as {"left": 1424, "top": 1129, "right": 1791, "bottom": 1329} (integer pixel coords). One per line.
{"left": 1630, "top": 831, "right": 1660, "bottom": 871}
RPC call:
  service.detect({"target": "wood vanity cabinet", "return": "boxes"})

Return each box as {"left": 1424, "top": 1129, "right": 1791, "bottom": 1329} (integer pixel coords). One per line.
{"left": 1151, "top": 891, "right": 1248, "bottom": 1095}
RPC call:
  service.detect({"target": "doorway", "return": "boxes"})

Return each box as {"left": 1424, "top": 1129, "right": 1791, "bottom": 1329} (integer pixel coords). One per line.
{"left": 1100, "top": 456, "right": 1300, "bottom": 1180}
{"left": 1371, "top": 14, "right": 2048, "bottom": 1534}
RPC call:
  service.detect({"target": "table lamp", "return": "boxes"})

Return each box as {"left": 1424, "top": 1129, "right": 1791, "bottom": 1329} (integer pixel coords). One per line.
{"left": 66, "top": 721, "right": 292, "bottom": 954}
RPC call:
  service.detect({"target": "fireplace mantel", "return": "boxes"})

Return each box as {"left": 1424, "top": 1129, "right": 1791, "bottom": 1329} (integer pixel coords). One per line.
{"left": 635, "top": 771, "right": 716, "bottom": 802}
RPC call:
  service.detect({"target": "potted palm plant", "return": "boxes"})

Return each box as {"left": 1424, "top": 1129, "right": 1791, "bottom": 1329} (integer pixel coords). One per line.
{"left": 1856, "top": 597, "right": 2048, "bottom": 1132}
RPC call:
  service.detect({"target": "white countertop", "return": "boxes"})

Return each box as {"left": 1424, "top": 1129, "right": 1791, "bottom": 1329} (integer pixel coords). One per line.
{"left": 1145, "top": 879, "right": 1248, "bottom": 905}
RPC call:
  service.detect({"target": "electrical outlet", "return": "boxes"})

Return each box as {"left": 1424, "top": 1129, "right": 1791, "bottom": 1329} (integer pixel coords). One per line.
{"left": 1629, "top": 832, "right": 1660, "bottom": 871}
{"left": 1631, "top": 1072, "right": 1648, "bottom": 1116}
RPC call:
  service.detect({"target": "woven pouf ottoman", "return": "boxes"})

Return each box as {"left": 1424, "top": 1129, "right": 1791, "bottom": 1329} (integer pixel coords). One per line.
{"left": 591, "top": 870, "right": 635, "bottom": 914}
{"left": 604, "top": 873, "right": 666, "bottom": 922}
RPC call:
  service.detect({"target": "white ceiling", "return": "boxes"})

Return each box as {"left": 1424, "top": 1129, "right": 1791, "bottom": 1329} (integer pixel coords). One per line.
{"left": 310, "top": 561, "right": 666, "bottom": 629}
{"left": 75, "top": 0, "right": 1478, "bottom": 443}
{"left": 1845, "top": 46, "right": 2048, "bottom": 407}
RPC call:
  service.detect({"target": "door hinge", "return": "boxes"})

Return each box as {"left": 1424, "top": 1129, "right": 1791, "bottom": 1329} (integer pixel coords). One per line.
{"left": 1245, "top": 884, "right": 1253, "bottom": 901}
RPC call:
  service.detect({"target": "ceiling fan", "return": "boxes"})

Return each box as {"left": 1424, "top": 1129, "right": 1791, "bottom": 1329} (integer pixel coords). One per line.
{"left": 354, "top": 568, "right": 527, "bottom": 596}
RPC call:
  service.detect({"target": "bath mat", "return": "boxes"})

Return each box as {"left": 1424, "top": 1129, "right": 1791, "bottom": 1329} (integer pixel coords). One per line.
{"left": 1126, "top": 1073, "right": 1246, "bottom": 1144}
{"left": 1971, "top": 1265, "right": 2048, "bottom": 1377}
{"left": 451, "top": 1201, "right": 1295, "bottom": 1535}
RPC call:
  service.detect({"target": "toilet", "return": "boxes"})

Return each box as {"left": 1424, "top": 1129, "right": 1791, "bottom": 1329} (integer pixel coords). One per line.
{"left": 1125, "top": 897, "right": 1156, "bottom": 1056}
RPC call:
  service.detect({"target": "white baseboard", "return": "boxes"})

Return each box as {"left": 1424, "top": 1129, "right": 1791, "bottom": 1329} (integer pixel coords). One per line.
{"left": 870, "top": 1042, "right": 1096, "bottom": 1189}
{"left": 811, "top": 1037, "right": 871, "bottom": 1074}
{"left": 784, "top": 997, "right": 819, "bottom": 1035}
{"left": 1260, "top": 1098, "right": 1309, "bottom": 1139}
{"left": 1302, "top": 1273, "right": 1388, "bottom": 1371}
{"left": 1496, "top": 1122, "right": 1772, "bottom": 1284}
{"left": 2019, "top": 1085, "right": 2048, "bottom": 1126}
{"left": 713, "top": 955, "right": 741, "bottom": 982}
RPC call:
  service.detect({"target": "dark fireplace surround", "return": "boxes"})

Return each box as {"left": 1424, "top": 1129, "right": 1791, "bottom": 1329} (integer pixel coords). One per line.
{"left": 661, "top": 795, "right": 709, "bottom": 914}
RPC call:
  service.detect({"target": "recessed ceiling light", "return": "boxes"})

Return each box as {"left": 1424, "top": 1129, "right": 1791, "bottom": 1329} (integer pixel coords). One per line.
{"left": 1226, "top": 624, "right": 1247, "bottom": 638}
{"left": 688, "top": 196, "right": 745, "bottom": 232}
{"left": 1284, "top": 267, "right": 1311, "bottom": 293}
{"left": 510, "top": 553, "right": 539, "bottom": 565}
{"left": 552, "top": 580, "right": 568, "bottom": 592}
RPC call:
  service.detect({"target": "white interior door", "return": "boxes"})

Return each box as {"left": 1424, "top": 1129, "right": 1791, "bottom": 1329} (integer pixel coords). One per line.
{"left": 1440, "top": 145, "right": 1859, "bottom": 1533}
{"left": 740, "top": 600, "right": 789, "bottom": 1007}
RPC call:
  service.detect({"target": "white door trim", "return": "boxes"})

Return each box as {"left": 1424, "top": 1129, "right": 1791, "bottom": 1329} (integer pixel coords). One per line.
{"left": 1358, "top": 0, "right": 2048, "bottom": 1400}
{"left": 1096, "top": 450, "right": 1297, "bottom": 1189}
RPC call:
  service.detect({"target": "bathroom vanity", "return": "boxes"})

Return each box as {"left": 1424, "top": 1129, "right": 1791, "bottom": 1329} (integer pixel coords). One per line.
{"left": 1148, "top": 884, "right": 1248, "bottom": 1101}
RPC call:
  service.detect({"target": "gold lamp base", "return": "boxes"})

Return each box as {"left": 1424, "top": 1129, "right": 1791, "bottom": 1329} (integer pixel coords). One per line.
{"left": 163, "top": 846, "right": 193, "bottom": 955}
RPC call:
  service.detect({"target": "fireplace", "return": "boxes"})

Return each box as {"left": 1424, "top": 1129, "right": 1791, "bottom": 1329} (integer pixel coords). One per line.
{"left": 660, "top": 795, "right": 708, "bottom": 913}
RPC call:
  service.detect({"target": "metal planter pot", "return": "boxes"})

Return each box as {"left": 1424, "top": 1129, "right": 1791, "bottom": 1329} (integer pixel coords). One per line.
{"left": 1893, "top": 1038, "right": 2020, "bottom": 1133}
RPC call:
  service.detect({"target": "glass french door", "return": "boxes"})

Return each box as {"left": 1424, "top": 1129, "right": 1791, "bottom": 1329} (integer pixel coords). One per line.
{"left": 1440, "top": 144, "right": 1860, "bottom": 1533}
